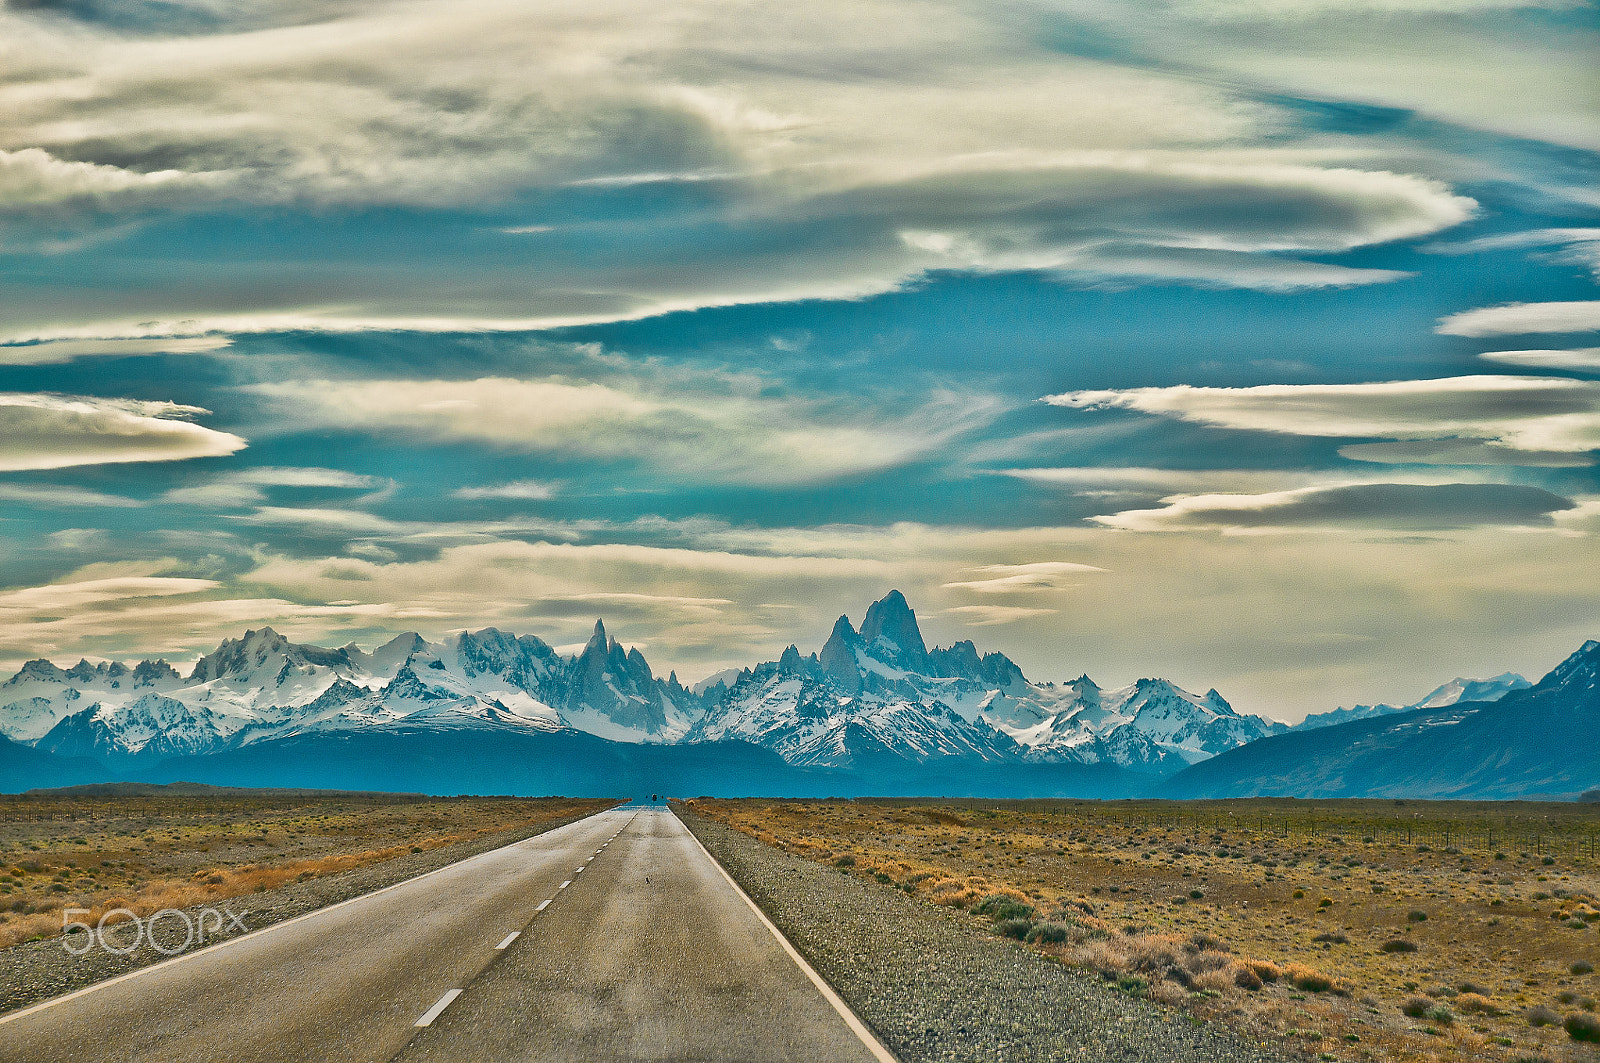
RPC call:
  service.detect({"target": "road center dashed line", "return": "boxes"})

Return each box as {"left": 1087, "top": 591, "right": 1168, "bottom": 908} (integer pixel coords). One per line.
{"left": 414, "top": 989, "right": 462, "bottom": 1027}
{"left": 494, "top": 932, "right": 519, "bottom": 950}
{"left": 536, "top": 899, "right": 551, "bottom": 911}
{"left": 559, "top": 880, "right": 570, "bottom": 889}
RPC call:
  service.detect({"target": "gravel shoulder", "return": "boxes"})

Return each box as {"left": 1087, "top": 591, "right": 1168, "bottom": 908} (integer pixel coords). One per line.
{"left": 0, "top": 803, "right": 614, "bottom": 1015}
{"left": 678, "top": 805, "right": 1292, "bottom": 1063}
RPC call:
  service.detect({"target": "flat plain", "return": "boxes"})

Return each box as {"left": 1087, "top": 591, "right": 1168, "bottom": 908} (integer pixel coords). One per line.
{"left": 0, "top": 787, "right": 613, "bottom": 949}
{"left": 690, "top": 797, "right": 1600, "bottom": 1063}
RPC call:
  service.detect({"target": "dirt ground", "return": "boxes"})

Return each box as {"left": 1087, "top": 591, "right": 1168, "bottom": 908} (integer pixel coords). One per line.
{"left": 690, "top": 797, "right": 1600, "bottom": 1063}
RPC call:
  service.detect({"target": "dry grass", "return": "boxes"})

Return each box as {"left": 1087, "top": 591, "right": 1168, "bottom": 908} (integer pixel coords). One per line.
{"left": 0, "top": 792, "right": 612, "bottom": 949}
{"left": 689, "top": 797, "right": 1600, "bottom": 1063}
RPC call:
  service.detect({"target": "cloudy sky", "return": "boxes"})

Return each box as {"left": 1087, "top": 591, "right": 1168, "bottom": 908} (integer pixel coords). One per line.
{"left": 1, "top": 0, "right": 1596, "bottom": 720}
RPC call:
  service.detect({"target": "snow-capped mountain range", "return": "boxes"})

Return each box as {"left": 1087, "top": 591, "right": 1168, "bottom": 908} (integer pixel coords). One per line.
{"left": 685, "top": 592, "right": 1284, "bottom": 771}
{"left": 1, "top": 620, "right": 702, "bottom": 768}
{"left": 1289, "top": 672, "right": 1530, "bottom": 731}
{"left": 1162, "top": 641, "right": 1600, "bottom": 800}
{"left": 0, "top": 589, "right": 1517, "bottom": 777}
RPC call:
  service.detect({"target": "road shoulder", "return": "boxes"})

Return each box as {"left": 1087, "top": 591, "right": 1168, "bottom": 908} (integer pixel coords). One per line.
{"left": 677, "top": 804, "right": 1290, "bottom": 1063}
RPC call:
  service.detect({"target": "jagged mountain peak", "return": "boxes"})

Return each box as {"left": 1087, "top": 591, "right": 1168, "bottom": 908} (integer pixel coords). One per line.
{"left": 859, "top": 589, "right": 928, "bottom": 666}
{"left": 7, "top": 660, "right": 69, "bottom": 684}
{"left": 188, "top": 626, "right": 353, "bottom": 684}
{"left": 131, "top": 660, "right": 181, "bottom": 685}
{"left": 825, "top": 614, "right": 857, "bottom": 643}
{"left": 452, "top": 627, "right": 560, "bottom": 681}
{"left": 819, "top": 615, "right": 863, "bottom": 692}
{"left": 778, "top": 645, "right": 804, "bottom": 673}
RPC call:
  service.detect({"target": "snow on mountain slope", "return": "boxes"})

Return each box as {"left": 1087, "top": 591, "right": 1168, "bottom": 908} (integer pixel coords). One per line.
{"left": 1413, "top": 672, "right": 1531, "bottom": 709}
{"left": 37, "top": 694, "right": 235, "bottom": 763}
{"left": 971, "top": 675, "right": 1282, "bottom": 771}
{"left": 182, "top": 627, "right": 372, "bottom": 718}
{"left": 685, "top": 661, "right": 1018, "bottom": 769}
{"left": 0, "top": 658, "right": 183, "bottom": 742}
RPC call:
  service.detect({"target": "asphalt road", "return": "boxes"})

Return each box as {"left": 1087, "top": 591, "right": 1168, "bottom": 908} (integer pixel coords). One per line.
{"left": 0, "top": 806, "right": 890, "bottom": 1063}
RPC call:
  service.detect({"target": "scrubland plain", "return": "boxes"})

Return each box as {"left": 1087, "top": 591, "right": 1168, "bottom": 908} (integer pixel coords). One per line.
{"left": 0, "top": 788, "right": 612, "bottom": 949}
{"left": 690, "top": 797, "right": 1600, "bottom": 1063}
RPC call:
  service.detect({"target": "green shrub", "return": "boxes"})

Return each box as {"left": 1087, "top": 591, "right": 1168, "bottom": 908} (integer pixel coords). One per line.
{"left": 1565, "top": 1012, "right": 1600, "bottom": 1042}
{"left": 1026, "top": 922, "right": 1070, "bottom": 944}
{"left": 994, "top": 917, "right": 1034, "bottom": 940}
{"left": 1406, "top": 910, "right": 1428, "bottom": 922}
{"left": 1401, "top": 997, "right": 1431, "bottom": 1018}
{"left": 1115, "top": 975, "right": 1149, "bottom": 996}
{"left": 1526, "top": 1005, "right": 1560, "bottom": 1027}
{"left": 1381, "top": 939, "right": 1418, "bottom": 953}
{"left": 832, "top": 855, "right": 855, "bottom": 867}
{"left": 1573, "top": 960, "right": 1595, "bottom": 975}
{"left": 973, "top": 894, "right": 1037, "bottom": 921}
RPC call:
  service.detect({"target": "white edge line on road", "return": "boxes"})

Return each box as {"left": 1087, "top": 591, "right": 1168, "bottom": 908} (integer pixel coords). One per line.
{"left": 675, "top": 809, "right": 900, "bottom": 1063}
{"left": 494, "top": 931, "right": 520, "bottom": 950}
{"left": 536, "top": 899, "right": 551, "bottom": 911}
{"left": 414, "top": 988, "right": 463, "bottom": 1027}
{"left": 0, "top": 804, "right": 628, "bottom": 1027}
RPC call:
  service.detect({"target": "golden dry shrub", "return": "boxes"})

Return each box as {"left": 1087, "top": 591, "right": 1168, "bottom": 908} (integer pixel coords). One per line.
{"left": 1124, "top": 934, "right": 1185, "bottom": 974}
{"left": 1067, "top": 937, "right": 1133, "bottom": 975}
{"left": 1191, "top": 965, "right": 1240, "bottom": 993}
{"left": 1233, "top": 965, "right": 1264, "bottom": 991}
{"left": 923, "top": 878, "right": 976, "bottom": 905}
{"left": 1185, "top": 949, "right": 1232, "bottom": 975}
{"left": 1454, "top": 992, "right": 1499, "bottom": 1015}
{"left": 1282, "top": 963, "right": 1336, "bottom": 993}
{"left": 1243, "top": 959, "right": 1283, "bottom": 983}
